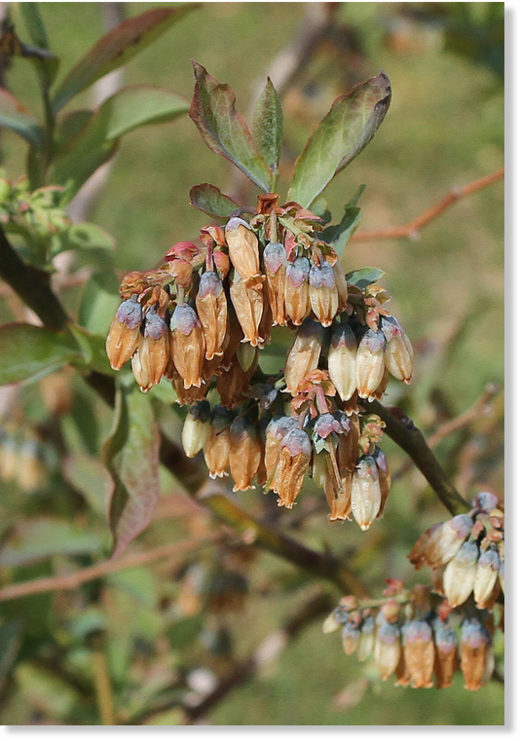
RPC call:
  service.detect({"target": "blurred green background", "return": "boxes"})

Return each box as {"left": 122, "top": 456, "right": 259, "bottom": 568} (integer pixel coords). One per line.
{"left": 0, "top": 1, "right": 503, "bottom": 726}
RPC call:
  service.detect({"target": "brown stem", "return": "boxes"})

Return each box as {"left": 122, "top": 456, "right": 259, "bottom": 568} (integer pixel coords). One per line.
{"left": 198, "top": 483, "right": 367, "bottom": 597}
{"left": 352, "top": 168, "right": 504, "bottom": 242}
{"left": 360, "top": 399, "right": 469, "bottom": 516}
{"left": 0, "top": 536, "right": 216, "bottom": 603}
{"left": 393, "top": 384, "right": 499, "bottom": 482}
{"left": 182, "top": 590, "right": 333, "bottom": 724}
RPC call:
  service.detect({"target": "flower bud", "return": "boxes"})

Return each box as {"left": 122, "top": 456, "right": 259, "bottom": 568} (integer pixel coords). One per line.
{"left": 284, "top": 256, "right": 310, "bottom": 325}
{"left": 203, "top": 406, "right": 233, "bottom": 478}
{"left": 342, "top": 622, "right": 361, "bottom": 655}
{"left": 472, "top": 491, "right": 499, "bottom": 512}
{"left": 264, "top": 242, "right": 287, "bottom": 326}
{"left": 402, "top": 620, "right": 434, "bottom": 688}
{"left": 374, "top": 447, "right": 391, "bottom": 519}
{"left": 460, "top": 619, "right": 492, "bottom": 690}
{"left": 265, "top": 416, "right": 298, "bottom": 487}
{"left": 408, "top": 514, "right": 473, "bottom": 569}
{"left": 229, "top": 273, "right": 264, "bottom": 347}
{"left": 374, "top": 620, "right": 402, "bottom": 680}
{"left": 381, "top": 317, "right": 413, "bottom": 384}
{"left": 106, "top": 297, "right": 142, "bottom": 370}
{"left": 196, "top": 271, "right": 228, "bottom": 360}
{"left": 225, "top": 217, "right": 263, "bottom": 290}
{"left": 182, "top": 401, "right": 212, "bottom": 458}
{"left": 337, "top": 415, "right": 360, "bottom": 475}
{"left": 473, "top": 548, "right": 500, "bottom": 609}
{"left": 309, "top": 261, "right": 338, "bottom": 327}
{"left": 433, "top": 623, "right": 459, "bottom": 688}
{"left": 170, "top": 305, "right": 206, "bottom": 389}
{"left": 357, "top": 615, "right": 376, "bottom": 661}
{"left": 216, "top": 349, "right": 258, "bottom": 409}
{"left": 328, "top": 321, "right": 358, "bottom": 402}
{"left": 133, "top": 310, "right": 169, "bottom": 390}
{"left": 284, "top": 319, "right": 324, "bottom": 394}
{"left": 229, "top": 418, "right": 262, "bottom": 492}
{"left": 351, "top": 457, "right": 381, "bottom": 531}
{"left": 442, "top": 541, "right": 479, "bottom": 607}
{"left": 272, "top": 428, "right": 311, "bottom": 509}
{"left": 322, "top": 607, "right": 346, "bottom": 634}
{"left": 356, "top": 330, "right": 386, "bottom": 399}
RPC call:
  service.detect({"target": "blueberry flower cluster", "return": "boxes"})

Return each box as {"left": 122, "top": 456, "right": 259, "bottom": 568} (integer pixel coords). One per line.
{"left": 106, "top": 195, "right": 414, "bottom": 523}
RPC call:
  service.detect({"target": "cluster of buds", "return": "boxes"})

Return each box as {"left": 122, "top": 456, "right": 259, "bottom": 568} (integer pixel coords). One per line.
{"left": 408, "top": 492, "right": 504, "bottom": 610}
{"left": 323, "top": 579, "right": 502, "bottom": 691}
{"left": 106, "top": 194, "right": 414, "bottom": 522}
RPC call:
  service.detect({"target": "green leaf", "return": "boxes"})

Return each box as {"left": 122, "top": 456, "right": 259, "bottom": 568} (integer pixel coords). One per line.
{"left": 346, "top": 267, "right": 385, "bottom": 289}
{"left": 288, "top": 73, "right": 392, "bottom": 207}
{"left": 253, "top": 77, "right": 283, "bottom": 186}
{"left": 51, "top": 222, "right": 116, "bottom": 259}
{"left": 0, "top": 518, "right": 101, "bottom": 567}
{"left": 189, "top": 183, "right": 240, "bottom": 219}
{"left": 68, "top": 324, "right": 116, "bottom": 376}
{"left": 0, "top": 323, "right": 81, "bottom": 385}
{"left": 78, "top": 271, "right": 121, "bottom": 335}
{"left": 321, "top": 206, "right": 362, "bottom": 257}
{"left": 103, "top": 385, "right": 161, "bottom": 558}
{"left": 62, "top": 453, "right": 112, "bottom": 517}
{"left": 0, "top": 88, "right": 44, "bottom": 148}
{"left": 189, "top": 62, "right": 272, "bottom": 192}
{"left": 51, "top": 5, "right": 198, "bottom": 113}
{"left": 48, "top": 85, "right": 189, "bottom": 202}
{"left": 19, "top": 3, "right": 60, "bottom": 86}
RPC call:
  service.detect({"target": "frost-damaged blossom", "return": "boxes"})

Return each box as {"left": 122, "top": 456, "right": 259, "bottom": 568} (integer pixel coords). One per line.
{"left": 271, "top": 427, "right": 312, "bottom": 509}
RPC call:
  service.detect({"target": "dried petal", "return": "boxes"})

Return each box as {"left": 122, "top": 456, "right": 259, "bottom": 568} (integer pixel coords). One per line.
{"left": 196, "top": 271, "right": 228, "bottom": 360}
{"left": 460, "top": 619, "right": 492, "bottom": 690}
{"left": 229, "top": 418, "right": 262, "bottom": 491}
{"left": 170, "top": 305, "right": 205, "bottom": 389}
{"left": 284, "top": 320, "right": 324, "bottom": 394}
{"left": 229, "top": 273, "right": 264, "bottom": 347}
{"left": 225, "top": 217, "right": 263, "bottom": 289}
{"left": 284, "top": 256, "right": 310, "bottom": 325}
{"left": 433, "top": 623, "right": 459, "bottom": 688}
{"left": 408, "top": 514, "right": 473, "bottom": 570}
{"left": 309, "top": 261, "right": 338, "bottom": 327}
{"left": 402, "top": 620, "right": 434, "bottom": 688}
{"left": 374, "top": 620, "right": 402, "bottom": 680}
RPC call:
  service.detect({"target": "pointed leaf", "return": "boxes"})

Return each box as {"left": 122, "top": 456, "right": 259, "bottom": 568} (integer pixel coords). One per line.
{"left": 321, "top": 206, "right": 362, "bottom": 256}
{"left": 103, "top": 385, "right": 161, "bottom": 558}
{"left": 253, "top": 77, "right": 283, "bottom": 184}
{"left": 48, "top": 85, "right": 188, "bottom": 202}
{"left": 0, "top": 323, "right": 82, "bottom": 385}
{"left": 189, "top": 183, "right": 240, "bottom": 219}
{"left": 346, "top": 267, "right": 385, "bottom": 289}
{"left": 0, "top": 88, "right": 44, "bottom": 148}
{"left": 288, "top": 73, "right": 392, "bottom": 207}
{"left": 0, "top": 518, "right": 101, "bottom": 567}
{"left": 189, "top": 62, "right": 272, "bottom": 191}
{"left": 19, "top": 3, "right": 60, "bottom": 86}
{"left": 78, "top": 271, "right": 121, "bottom": 335}
{"left": 51, "top": 5, "right": 198, "bottom": 112}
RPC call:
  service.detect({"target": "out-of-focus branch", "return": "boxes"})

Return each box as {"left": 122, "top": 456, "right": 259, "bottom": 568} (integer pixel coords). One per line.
{"left": 182, "top": 590, "right": 333, "bottom": 724}
{"left": 133, "top": 589, "right": 333, "bottom": 725}
{"left": 393, "top": 383, "right": 500, "bottom": 482}
{"left": 0, "top": 536, "right": 216, "bottom": 602}
{"left": 197, "top": 484, "right": 367, "bottom": 597}
{"left": 360, "top": 399, "right": 469, "bottom": 515}
{"left": 352, "top": 167, "right": 504, "bottom": 242}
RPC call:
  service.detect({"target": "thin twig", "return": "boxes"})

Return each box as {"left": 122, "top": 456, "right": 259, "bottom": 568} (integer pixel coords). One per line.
{"left": 92, "top": 643, "right": 116, "bottom": 725}
{"left": 352, "top": 167, "right": 504, "bottom": 242}
{"left": 393, "top": 384, "right": 499, "bottom": 482}
{"left": 360, "top": 399, "right": 469, "bottom": 515}
{"left": 0, "top": 536, "right": 217, "bottom": 602}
